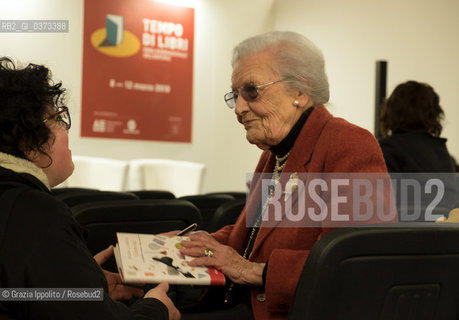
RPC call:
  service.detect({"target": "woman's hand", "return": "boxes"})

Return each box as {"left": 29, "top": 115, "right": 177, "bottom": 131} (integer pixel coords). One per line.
{"left": 145, "top": 282, "right": 181, "bottom": 320}
{"left": 93, "top": 246, "right": 144, "bottom": 300}
{"left": 180, "top": 231, "right": 265, "bottom": 286}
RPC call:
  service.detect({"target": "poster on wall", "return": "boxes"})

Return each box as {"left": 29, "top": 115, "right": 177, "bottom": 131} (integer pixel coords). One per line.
{"left": 81, "top": 0, "right": 194, "bottom": 142}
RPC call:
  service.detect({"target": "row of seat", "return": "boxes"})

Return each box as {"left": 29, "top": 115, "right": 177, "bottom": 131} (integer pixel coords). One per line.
{"left": 53, "top": 188, "right": 459, "bottom": 318}
{"left": 52, "top": 188, "right": 246, "bottom": 271}
{"left": 52, "top": 188, "right": 246, "bottom": 231}
{"left": 56, "top": 156, "right": 206, "bottom": 197}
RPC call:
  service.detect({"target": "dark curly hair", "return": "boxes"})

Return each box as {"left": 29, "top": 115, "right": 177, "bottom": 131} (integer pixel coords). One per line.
{"left": 379, "top": 80, "right": 444, "bottom": 138}
{"left": 0, "top": 57, "right": 66, "bottom": 164}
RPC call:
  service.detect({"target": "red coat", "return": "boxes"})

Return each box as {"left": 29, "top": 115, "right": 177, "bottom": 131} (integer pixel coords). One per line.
{"left": 213, "top": 105, "right": 395, "bottom": 319}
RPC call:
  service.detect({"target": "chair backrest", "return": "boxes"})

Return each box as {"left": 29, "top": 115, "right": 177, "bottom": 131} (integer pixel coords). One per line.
{"left": 55, "top": 190, "right": 139, "bottom": 207}
{"left": 288, "top": 223, "right": 459, "bottom": 320}
{"left": 63, "top": 155, "right": 129, "bottom": 191}
{"left": 51, "top": 187, "right": 100, "bottom": 196}
{"left": 207, "top": 198, "right": 245, "bottom": 233}
{"left": 72, "top": 199, "right": 202, "bottom": 250}
{"left": 130, "top": 190, "right": 176, "bottom": 200}
{"left": 72, "top": 199, "right": 202, "bottom": 271}
{"left": 205, "top": 191, "right": 247, "bottom": 200}
{"left": 179, "top": 194, "right": 236, "bottom": 231}
{"left": 127, "top": 158, "right": 206, "bottom": 197}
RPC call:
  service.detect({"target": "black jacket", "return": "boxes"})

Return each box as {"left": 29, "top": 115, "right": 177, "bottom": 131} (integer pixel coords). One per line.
{"left": 0, "top": 165, "right": 168, "bottom": 320}
{"left": 378, "top": 131, "right": 455, "bottom": 173}
{"left": 379, "top": 132, "right": 458, "bottom": 217}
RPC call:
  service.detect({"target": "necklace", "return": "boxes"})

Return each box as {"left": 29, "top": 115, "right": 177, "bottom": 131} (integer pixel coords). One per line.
{"left": 224, "top": 150, "right": 291, "bottom": 305}
{"left": 275, "top": 151, "right": 290, "bottom": 163}
{"left": 272, "top": 151, "right": 290, "bottom": 183}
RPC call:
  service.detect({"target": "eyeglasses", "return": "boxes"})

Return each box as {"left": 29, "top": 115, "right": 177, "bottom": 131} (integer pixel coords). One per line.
{"left": 43, "top": 106, "right": 71, "bottom": 130}
{"left": 223, "top": 79, "right": 286, "bottom": 109}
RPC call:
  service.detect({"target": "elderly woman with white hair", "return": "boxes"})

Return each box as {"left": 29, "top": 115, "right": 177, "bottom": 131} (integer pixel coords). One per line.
{"left": 180, "top": 31, "right": 394, "bottom": 319}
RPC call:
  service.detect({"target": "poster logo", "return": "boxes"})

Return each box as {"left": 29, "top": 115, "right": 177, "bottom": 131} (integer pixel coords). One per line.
{"left": 91, "top": 14, "right": 140, "bottom": 57}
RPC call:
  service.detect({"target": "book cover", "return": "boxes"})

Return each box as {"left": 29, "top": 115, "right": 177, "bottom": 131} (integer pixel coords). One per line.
{"left": 114, "top": 232, "right": 226, "bottom": 285}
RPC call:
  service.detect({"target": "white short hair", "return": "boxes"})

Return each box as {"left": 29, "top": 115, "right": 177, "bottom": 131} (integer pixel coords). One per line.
{"left": 231, "top": 31, "right": 329, "bottom": 105}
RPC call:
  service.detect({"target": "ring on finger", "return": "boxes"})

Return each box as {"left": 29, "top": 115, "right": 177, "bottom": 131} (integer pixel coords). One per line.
{"left": 204, "top": 248, "right": 214, "bottom": 258}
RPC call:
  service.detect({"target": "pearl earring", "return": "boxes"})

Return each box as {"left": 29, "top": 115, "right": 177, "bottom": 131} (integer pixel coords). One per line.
{"left": 293, "top": 100, "right": 299, "bottom": 107}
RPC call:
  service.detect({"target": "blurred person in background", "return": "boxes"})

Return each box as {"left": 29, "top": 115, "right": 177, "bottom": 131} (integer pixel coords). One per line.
{"left": 378, "top": 80, "right": 458, "bottom": 220}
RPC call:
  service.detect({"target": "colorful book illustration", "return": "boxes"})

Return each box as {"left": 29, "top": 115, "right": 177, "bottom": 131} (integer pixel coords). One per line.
{"left": 114, "top": 232, "right": 226, "bottom": 285}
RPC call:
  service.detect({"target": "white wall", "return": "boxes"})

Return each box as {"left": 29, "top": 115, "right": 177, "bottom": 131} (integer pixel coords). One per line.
{"left": 1, "top": 0, "right": 458, "bottom": 193}
{"left": 273, "top": 0, "right": 459, "bottom": 160}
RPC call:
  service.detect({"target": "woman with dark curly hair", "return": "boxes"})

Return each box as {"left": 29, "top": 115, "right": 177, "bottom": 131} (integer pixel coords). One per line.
{"left": 378, "top": 80, "right": 458, "bottom": 220}
{"left": 0, "top": 57, "right": 179, "bottom": 320}
{"left": 378, "top": 80, "right": 454, "bottom": 173}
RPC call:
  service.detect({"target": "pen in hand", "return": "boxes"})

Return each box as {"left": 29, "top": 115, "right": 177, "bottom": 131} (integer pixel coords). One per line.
{"left": 176, "top": 223, "right": 198, "bottom": 236}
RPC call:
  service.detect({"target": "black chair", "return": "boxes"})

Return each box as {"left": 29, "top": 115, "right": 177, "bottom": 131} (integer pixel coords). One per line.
{"left": 55, "top": 190, "right": 139, "bottom": 207}
{"left": 178, "top": 194, "right": 236, "bottom": 231}
{"left": 205, "top": 191, "right": 247, "bottom": 200}
{"left": 51, "top": 187, "right": 100, "bottom": 196}
{"left": 207, "top": 199, "right": 245, "bottom": 233}
{"left": 130, "top": 190, "right": 176, "bottom": 200}
{"left": 72, "top": 199, "right": 202, "bottom": 271}
{"left": 288, "top": 223, "right": 459, "bottom": 320}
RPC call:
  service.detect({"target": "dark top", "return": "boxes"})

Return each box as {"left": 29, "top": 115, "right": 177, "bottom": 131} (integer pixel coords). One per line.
{"left": 378, "top": 131, "right": 455, "bottom": 173}
{"left": 0, "top": 166, "right": 168, "bottom": 320}
{"left": 379, "top": 131, "right": 458, "bottom": 217}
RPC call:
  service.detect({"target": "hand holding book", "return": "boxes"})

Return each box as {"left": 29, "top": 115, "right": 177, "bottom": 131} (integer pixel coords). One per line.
{"left": 114, "top": 232, "right": 225, "bottom": 286}
{"left": 180, "top": 231, "right": 266, "bottom": 287}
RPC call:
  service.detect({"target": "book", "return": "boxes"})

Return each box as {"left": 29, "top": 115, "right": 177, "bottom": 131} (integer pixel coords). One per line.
{"left": 105, "top": 14, "right": 124, "bottom": 46}
{"left": 114, "top": 232, "right": 226, "bottom": 286}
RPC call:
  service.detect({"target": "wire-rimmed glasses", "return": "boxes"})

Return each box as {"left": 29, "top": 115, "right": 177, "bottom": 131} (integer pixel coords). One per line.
{"left": 223, "top": 79, "right": 286, "bottom": 109}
